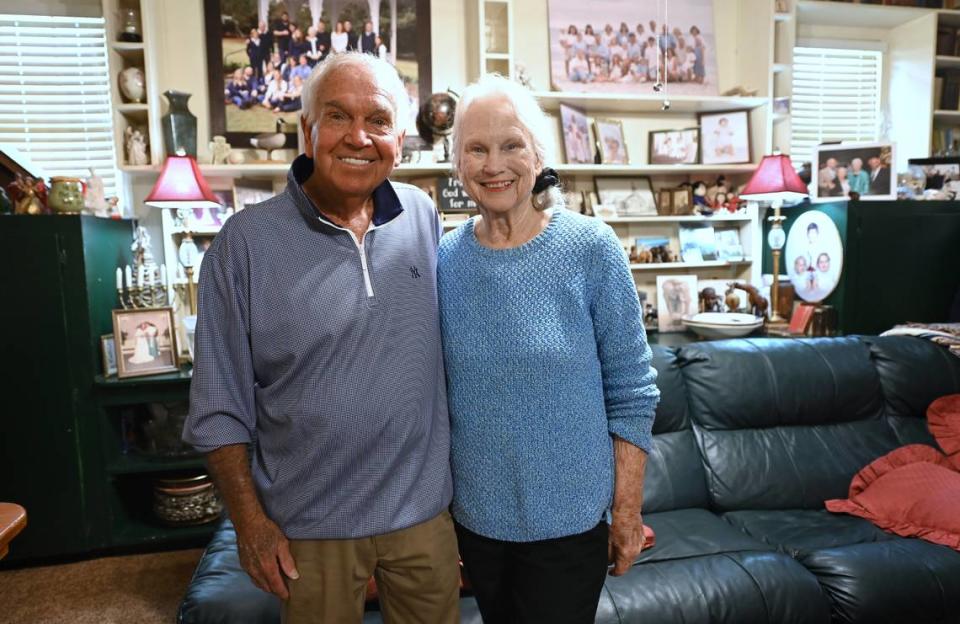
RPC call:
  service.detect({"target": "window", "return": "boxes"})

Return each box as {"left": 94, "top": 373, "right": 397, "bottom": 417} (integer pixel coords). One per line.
{"left": 791, "top": 46, "right": 883, "bottom": 168}
{"left": 0, "top": 14, "right": 119, "bottom": 199}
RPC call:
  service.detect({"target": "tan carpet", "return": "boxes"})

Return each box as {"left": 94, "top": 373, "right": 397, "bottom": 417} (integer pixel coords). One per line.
{"left": 0, "top": 548, "right": 203, "bottom": 624}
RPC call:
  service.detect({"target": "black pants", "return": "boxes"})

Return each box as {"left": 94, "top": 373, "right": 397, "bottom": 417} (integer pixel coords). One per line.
{"left": 455, "top": 520, "right": 609, "bottom": 624}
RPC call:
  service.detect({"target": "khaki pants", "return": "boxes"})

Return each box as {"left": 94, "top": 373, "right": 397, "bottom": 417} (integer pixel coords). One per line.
{"left": 283, "top": 510, "right": 460, "bottom": 624}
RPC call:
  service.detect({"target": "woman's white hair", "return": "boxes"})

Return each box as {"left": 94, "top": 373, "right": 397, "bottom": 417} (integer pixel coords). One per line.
{"left": 300, "top": 52, "right": 409, "bottom": 131}
{"left": 451, "top": 74, "right": 564, "bottom": 211}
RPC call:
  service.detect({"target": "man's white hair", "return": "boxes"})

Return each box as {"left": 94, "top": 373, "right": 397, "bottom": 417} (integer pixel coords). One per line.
{"left": 451, "top": 74, "right": 562, "bottom": 211}
{"left": 300, "top": 52, "right": 409, "bottom": 130}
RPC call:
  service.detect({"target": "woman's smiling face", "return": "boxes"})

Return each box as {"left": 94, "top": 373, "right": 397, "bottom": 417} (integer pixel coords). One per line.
{"left": 457, "top": 96, "right": 541, "bottom": 216}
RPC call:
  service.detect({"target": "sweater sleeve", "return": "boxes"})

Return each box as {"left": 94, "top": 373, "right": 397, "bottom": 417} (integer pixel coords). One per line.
{"left": 182, "top": 236, "right": 257, "bottom": 451}
{"left": 589, "top": 223, "right": 660, "bottom": 453}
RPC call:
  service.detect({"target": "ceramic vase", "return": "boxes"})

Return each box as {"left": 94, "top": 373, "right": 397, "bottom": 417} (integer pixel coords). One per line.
{"left": 48, "top": 177, "right": 85, "bottom": 213}
{"left": 162, "top": 90, "right": 197, "bottom": 157}
{"left": 118, "top": 66, "right": 145, "bottom": 103}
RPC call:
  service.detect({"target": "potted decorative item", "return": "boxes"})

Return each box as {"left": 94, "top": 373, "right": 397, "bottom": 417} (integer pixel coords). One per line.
{"left": 162, "top": 90, "right": 198, "bottom": 157}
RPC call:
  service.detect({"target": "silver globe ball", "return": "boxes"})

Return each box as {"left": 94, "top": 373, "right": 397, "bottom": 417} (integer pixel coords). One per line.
{"left": 661, "top": 100, "right": 671, "bottom": 111}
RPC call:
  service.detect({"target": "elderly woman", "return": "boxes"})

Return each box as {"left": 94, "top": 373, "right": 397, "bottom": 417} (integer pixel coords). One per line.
{"left": 438, "top": 74, "right": 660, "bottom": 622}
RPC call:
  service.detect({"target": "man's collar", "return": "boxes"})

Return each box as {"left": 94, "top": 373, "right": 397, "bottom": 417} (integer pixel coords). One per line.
{"left": 288, "top": 154, "right": 403, "bottom": 229}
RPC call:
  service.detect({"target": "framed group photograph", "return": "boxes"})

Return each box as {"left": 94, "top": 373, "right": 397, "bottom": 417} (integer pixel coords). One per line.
{"left": 594, "top": 118, "right": 628, "bottom": 164}
{"left": 594, "top": 177, "right": 656, "bottom": 216}
{"left": 560, "top": 103, "right": 593, "bottom": 164}
{"left": 813, "top": 141, "right": 896, "bottom": 201}
{"left": 698, "top": 109, "right": 751, "bottom": 165}
{"left": 546, "top": 0, "right": 720, "bottom": 95}
{"left": 649, "top": 128, "right": 699, "bottom": 165}
{"left": 111, "top": 308, "right": 179, "bottom": 379}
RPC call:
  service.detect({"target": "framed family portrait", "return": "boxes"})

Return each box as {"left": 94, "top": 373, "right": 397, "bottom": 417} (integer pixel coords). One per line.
{"left": 203, "top": 0, "right": 431, "bottom": 146}
{"left": 698, "top": 109, "right": 751, "bottom": 165}
{"left": 112, "top": 308, "right": 179, "bottom": 379}
{"left": 594, "top": 118, "right": 628, "bottom": 164}
{"left": 594, "top": 177, "right": 657, "bottom": 216}
{"left": 546, "top": 0, "right": 720, "bottom": 96}
{"left": 560, "top": 103, "right": 593, "bottom": 164}
{"left": 649, "top": 128, "right": 699, "bottom": 165}
{"left": 812, "top": 141, "right": 895, "bottom": 201}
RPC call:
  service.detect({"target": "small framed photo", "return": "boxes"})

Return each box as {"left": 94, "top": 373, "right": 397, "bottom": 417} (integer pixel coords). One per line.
{"left": 813, "top": 141, "right": 896, "bottom": 201}
{"left": 657, "top": 189, "right": 674, "bottom": 215}
{"left": 560, "top": 103, "right": 593, "bottom": 164}
{"left": 232, "top": 179, "right": 274, "bottom": 212}
{"left": 112, "top": 307, "right": 179, "bottom": 379}
{"left": 594, "top": 118, "right": 629, "bottom": 165}
{"left": 698, "top": 110, "right": 752, "bottom": 165}
{"left": 671, "top": 187, "right": 694, "bottom": 215}
{"left": 100, "top": 334, "right": 117, "bottom": 377}
{"left": 648, "top": 128, "right": 699, "bottom": 165}
{"left": 594, "top": 177, "right": 657, "bottom": 216}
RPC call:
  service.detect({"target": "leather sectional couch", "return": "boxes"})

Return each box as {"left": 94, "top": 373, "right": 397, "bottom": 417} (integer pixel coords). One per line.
{"left": 179, "top": 336, "right": 960, "bottom": 624}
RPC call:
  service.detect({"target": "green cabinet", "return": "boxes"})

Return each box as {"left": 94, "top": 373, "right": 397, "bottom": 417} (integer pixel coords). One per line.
{"left": 0, "top": 215, "right": 212, "bottom": 563}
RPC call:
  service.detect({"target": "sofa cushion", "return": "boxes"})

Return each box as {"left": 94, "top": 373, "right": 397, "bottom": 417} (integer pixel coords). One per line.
{"left": 638, "top": 509, "right": 770, "bottom": 564}
{"left": 649, "top": 346, "right": 691, "bottom": 434}
{"left": 800, "top": 539, "right": 960, "bottom": 624}
{"left": 825, "top": 444, "right": 960, "bottom": 550}
{"left": 604, "top": 550, "right": 831, "bottom": 624}
{"left": 723, "top": 509, "right": 892, "bottom": 558}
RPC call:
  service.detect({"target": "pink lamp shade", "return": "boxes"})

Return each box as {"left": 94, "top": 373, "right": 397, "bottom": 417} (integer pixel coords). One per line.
{"left": 144, "top": 155, "right": 221, "bottom": 208}
{"left": 739, "top": 153, "right": 809, "bottom": 203}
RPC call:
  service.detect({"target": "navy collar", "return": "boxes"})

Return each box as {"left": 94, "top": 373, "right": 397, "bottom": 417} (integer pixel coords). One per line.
{"left": 288, "top": 154, "right": 404, "bottom": 229}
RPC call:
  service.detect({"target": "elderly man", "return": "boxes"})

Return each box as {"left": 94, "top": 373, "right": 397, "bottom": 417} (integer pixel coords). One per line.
{"left": 183, "top": 52, "right": 459, "bottom": 623}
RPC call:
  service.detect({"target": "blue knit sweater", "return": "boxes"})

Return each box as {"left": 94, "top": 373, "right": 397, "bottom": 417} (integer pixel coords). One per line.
{"left": 438, "top": 208, "right": 660, "bottom": 541}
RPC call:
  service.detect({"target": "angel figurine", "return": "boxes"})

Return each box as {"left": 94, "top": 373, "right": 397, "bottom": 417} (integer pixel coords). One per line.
{"left": 125, "top": 126, "right": 149, "bottom": 166}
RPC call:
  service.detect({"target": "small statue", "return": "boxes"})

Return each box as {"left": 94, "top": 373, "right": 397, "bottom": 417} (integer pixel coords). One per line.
{"left": 125, "top": 126, "right": 149, "bottom": 166}
{"left": 692, "top": 180, "right": 712, "bottom": 216}
{"left": 209, "top": 135, "right": 232, "bottom": 165}
{"left": 731, "top": 281, "right": 769, "bottom": 318}
{"left": 131, "top": 225, "right": 158, "bottom": 280}
{"left": 707, "top": 175, "right": 728, "bottom": 205}
{"left": 636, "top": 245, "right": 653, "bottom": 263}
{"left": 514, "top": 63, "right": 535, "bottom": 90}
{"left": 8, "top": 173, "right": 47, "bottom": 215}
{"left": 724, "top": 286, "right": 741, "bottom": 313}
{"left": 699, "top": 287, "right": 723, "bottom": 313}
{"left": 651, "top": 244, "right": 675, "bottom": 263}
{"left": 643, "top": 302, "right": 658, "bottom": 327}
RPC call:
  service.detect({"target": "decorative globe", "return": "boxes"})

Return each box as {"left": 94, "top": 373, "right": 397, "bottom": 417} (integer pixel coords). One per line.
{"left": 416, "top": 92, "right": 457, "bottom": 145}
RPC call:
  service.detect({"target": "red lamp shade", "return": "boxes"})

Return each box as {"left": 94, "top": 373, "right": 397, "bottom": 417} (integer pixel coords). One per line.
{"left": 739, "top": 153, "right": 808, "bottom": 203}
{"left": 144, "top": 155, "right": 221, "bottom": 208}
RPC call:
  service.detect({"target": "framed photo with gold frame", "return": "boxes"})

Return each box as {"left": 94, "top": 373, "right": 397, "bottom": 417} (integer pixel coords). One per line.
{"left": 594, "top": 118, "right": 629, "bottom": 164}
{"left": 112, "top": 307, "right": 179, "bottom": 379}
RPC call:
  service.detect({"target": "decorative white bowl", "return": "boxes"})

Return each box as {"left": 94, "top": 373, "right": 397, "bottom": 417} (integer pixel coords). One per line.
{"left": 682, "top": 312, "right": 764, "bottom": 339}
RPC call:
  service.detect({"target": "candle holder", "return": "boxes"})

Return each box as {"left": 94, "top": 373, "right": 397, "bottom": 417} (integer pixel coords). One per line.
{"left": 117, "top": 264, "right": 169, "bottom": 309}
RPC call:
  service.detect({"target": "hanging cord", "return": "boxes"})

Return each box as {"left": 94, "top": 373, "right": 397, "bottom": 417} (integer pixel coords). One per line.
{"left": 662, "top": 0, "right": 671, "bottom": 110}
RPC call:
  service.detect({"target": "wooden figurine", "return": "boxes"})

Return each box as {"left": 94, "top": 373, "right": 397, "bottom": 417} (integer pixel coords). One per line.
{"left": 699, "top": 287, "right": 723, "bottom": 313}
{"left": 731, "top": 282, "right": 769, "bottom": 318}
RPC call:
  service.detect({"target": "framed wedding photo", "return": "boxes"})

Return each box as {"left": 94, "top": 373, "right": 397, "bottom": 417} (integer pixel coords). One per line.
{"left": 648, "top": 128, "right": 699, "bottom": 165}
{"left": 560, "top": 103, "right": 593, "bottom": 164}
{"left": 112, "top": 307, "right": 179, "bottom": 379}
{"left": 594, "top": 118, "right": 629, "bottom": 164}
{"left": 699, "top": 109, "right": 751, "bottom": 165}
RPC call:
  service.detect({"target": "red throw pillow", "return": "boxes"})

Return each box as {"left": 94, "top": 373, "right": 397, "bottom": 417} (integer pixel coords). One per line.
{"left": 826, "top": 444, "right": 960, "bottom": 550}
{"left": 928, "top": 394, "right": 960, "bottom": 470}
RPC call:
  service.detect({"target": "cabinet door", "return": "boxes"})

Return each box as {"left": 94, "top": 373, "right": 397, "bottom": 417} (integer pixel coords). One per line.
{"left": 0, "top": 222, "right": 90, "bottom": 560}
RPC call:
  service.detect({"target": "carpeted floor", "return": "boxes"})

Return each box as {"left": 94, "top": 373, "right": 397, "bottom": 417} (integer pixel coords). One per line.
{"left": 0, "top": 548, "right": 202, "bottom": 624}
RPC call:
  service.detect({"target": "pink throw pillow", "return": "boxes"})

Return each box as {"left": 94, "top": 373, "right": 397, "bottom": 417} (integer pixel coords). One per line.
{"left": 928, "top": 394, "right": 960, "bottom": 470}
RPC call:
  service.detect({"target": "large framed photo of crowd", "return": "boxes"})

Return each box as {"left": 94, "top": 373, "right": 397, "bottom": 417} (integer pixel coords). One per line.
{"left": 812, "top": 141, "right": 895, "bottom": 202}
{"left": 546, "top": 0, "right": 719, "bottom": 95}
{"left": 203, "top": 0, "right": 431, "bottom": 148}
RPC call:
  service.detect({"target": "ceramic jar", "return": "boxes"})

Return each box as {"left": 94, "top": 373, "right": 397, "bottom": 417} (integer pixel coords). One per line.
{"left": 119, "top": 7, "right": 142, "bottom": 42}
{"left": 48, "top": 177, "right": 85, "bottom": 213}
{"left": 162, "top": 90, "right": 198, "bottom": 157}
{"left": 152, "top": 474, "right": 221, "bottom": 525}
{"left": 119, "top": 66, "right": 146, "bottom": 103}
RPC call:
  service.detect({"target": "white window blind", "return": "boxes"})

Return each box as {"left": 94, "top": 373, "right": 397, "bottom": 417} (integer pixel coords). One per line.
{"left": 0, "top": 14, "right": 119, "bottom": 199}
{"left": 791, "top": 46, "right": 883, "bottom": 168}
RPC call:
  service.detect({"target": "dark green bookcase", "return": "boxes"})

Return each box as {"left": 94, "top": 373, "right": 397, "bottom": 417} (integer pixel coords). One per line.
{"left": 0, "top": 215, "right": 212, "bottom": 564}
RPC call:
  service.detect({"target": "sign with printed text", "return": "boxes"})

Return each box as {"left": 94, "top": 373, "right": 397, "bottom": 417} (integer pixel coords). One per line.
{"left": 437, "top": 177, "right": 477, "bottom": 213}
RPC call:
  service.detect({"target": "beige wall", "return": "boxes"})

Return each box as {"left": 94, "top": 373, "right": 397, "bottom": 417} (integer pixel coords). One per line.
{"left": 3, "top": 0, "right": 101, "bottom": 17}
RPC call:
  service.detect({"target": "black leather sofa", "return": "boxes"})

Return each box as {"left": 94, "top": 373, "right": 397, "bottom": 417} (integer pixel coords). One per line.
{"left": 179, "top": 336, "right": 960, "bottom": 624}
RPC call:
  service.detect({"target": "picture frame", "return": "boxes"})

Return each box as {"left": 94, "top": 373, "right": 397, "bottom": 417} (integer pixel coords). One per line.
{"left": 203, "top": 0, "right": 431, "bottom": 147}
{"left": 100, "top": 334, "right": 117, "bottom": 377}
{"left": 546, "top": 0, "right": 720, "bottom": 96}
{"left": 112, "top": 307, "right": 180, "bottom": 379}
{"left": 594, "top": 118, "right": 629, "bottom": 165}
{"left": 648, "top": 128, "right": 699, "bottom": 165}
{"left": 560, "top": 103, "right": 593, "bottom": 164}
{"left": 907, "top": 156, "right": 960, "bottom": 199}
{"left": 657, "top": 188, "right": 674, "bottom": 215}
{"left": 594, "top": 177, "right": 657, "bottom": 216}
{"left": 672, "top": 187, "right": 694, "bottom": 215}
{"left": 812, "top": 141, "right": 896, "bottom": 202}
{"left": 698, "top": 109, "right": 751, "bottom": 165}
{"left": 656, "top": 275, "right": 697, "bottom": 333}
{"left": 232, "top": 178, "right": 274, "bottom": 211}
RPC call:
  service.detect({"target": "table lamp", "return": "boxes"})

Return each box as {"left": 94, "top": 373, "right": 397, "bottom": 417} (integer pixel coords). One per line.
{"left": 738, "top": 152, "right": 808, "bottom": 322}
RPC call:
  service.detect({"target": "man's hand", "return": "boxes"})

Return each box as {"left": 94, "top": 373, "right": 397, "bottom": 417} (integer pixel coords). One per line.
{"left": 235, "top": 513, "right": 299, "bottom": 600}
{"left": 608, "top": 510, "right": 645, "bottom": 576}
